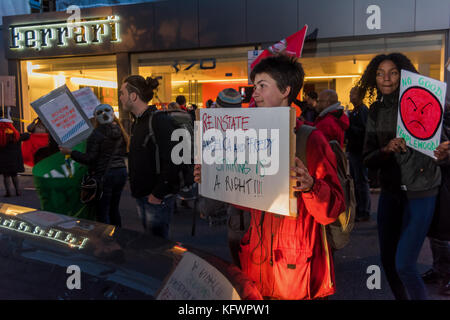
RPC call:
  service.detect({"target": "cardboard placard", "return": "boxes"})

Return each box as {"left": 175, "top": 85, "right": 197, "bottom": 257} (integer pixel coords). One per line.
{"left": 397, "top": 70, "right": 447, "bottom": 158}
{"left": 72, "top": 87, "right": 101, "bottom": 119}
{"left": 157, "top": 252, "right": 240, "bottom": 300}
{"left": 31, "top": 85, "right": 93, "bottom": 148}
{"left": 196, "top": 107, "right": 297, "bottom": 217}
{"left": 0, "top": 76, "right": 16, "bottom": 107}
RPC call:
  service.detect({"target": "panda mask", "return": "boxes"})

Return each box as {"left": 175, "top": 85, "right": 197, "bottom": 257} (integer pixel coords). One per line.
{"left": 94, "top": 104, "right": 114, "bottom": 125}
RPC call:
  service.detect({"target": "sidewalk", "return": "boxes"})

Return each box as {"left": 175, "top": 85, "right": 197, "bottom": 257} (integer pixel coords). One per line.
{"left": 0, "top": 175, "right": 447, "bottom": 300}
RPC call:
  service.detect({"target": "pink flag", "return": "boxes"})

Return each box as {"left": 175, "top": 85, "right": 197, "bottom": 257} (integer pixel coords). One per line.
{"left": 250, "top": 25, "right": 308, "bottom": 70}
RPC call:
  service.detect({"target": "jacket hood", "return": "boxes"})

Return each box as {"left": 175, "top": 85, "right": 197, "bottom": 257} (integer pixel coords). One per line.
{"left": 318, "top": 102, "right": 349, "bottom": 130}
{"left": 318, "top": 102, "right": 344, "bottom": 118}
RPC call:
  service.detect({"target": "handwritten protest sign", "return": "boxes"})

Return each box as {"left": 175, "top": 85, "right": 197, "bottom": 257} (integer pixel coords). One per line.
{"left": 31, "top": 85, "right": 93, "bottom": 148}
{"left": 397, "top": 70, "right": 446, "bottom": 158}
{"left": 196, "top": 107, "right": 297, "bottom": 217}
{"left": 157, "top": 252, "right": 240, "bottom": 300}
{"left": 72, "top": 87, "right": 101, "bottom": 119}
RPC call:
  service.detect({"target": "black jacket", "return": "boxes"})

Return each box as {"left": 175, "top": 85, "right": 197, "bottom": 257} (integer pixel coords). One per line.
{"left": 346, "top": 104, "right": 369, "bottom": 155}
{"left": 363, "top": 91, "right": 441, "bottom": 198}
{"left": 71, "top": 123, "right": 127, "bottom": 179}
{"left": 0, "top": 132, "right": 29, "bottom": 174}
{"left": 128, "top": 108, "right": 180, "bottom": 199}
{"left": 428, "top": 108, "right": 450, "bottom": 240}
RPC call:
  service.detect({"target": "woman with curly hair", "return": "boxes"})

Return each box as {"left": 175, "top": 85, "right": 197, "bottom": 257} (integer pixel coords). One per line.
{"left": 359, "top": 53, "right": 441, "bottom": 300}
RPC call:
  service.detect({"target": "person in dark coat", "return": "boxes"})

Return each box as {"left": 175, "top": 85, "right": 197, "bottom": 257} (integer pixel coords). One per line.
{"left": 360, "top": 53, "right": 441, "bottom": 300}
{"left": 423, "top": 102, "right": 450, "bottom": 296}
{"left": 59, "top": 104, "right": 128, "bottom": 227}
{"left": 0, "top": 113, "right": 29, "bottom": 197}
{"left": 346, "top": 86, "right": 371, "bottom": 222}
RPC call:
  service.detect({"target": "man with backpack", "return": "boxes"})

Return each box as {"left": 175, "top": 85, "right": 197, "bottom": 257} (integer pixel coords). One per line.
{"left": 194, "top": 55, "right": 345, "bottom": 299}
{"left": 120, "top": 75, "right": 180, "bottom": 239}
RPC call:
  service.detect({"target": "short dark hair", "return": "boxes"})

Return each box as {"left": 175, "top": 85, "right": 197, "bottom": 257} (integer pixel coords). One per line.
{"left": 250, "top": 54, "right": 305, "bottom": 105}
{"left": 176, "top": 95, "right": 186, "bottom": 105}
{"left": 306, "top": 91, "right": 318, "bottom": 100}
{"left": 124, "top": 75, "right": 159, "bottom": 103}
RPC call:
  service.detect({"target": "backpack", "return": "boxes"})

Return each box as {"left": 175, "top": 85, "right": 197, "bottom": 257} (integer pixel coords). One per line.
{"left": 296, "top": 124, "right": 356, "bottom": 250}
{"left": 144, "top": 109, "right": 195, "bottom": 191}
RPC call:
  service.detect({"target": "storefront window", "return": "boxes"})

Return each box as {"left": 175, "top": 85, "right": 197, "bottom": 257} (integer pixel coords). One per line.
{"left": 301, "top": 32, "right": 445, "bottom": 109}
{"left": 131, "top": 47, "right": 255, "bottom": 108}
{"left": 20, "top": 55, "right": 118, "bottom": 123}
{"left": 131, "top": 32, "right": 444, "bottom": 113}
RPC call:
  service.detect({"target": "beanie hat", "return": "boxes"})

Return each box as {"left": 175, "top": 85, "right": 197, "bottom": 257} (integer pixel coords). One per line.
{"left": 215, "top": 88, "right": 242, "bottom": 108}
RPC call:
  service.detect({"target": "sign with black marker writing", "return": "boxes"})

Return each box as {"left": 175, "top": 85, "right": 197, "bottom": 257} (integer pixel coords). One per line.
{"left": 156, "top": 252, "right": 240, "bottom": 300}
{"left": 196, "top": 107, "right": 297, "bottom": 217}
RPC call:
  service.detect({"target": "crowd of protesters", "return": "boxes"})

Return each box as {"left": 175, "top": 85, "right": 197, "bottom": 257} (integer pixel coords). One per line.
{"left": 0, "top": 50, "right": 449, "bottom": 300}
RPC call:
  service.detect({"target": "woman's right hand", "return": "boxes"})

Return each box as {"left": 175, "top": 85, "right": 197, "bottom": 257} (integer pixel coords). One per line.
{"left": 382, "top": 138, "right": 407, "bottom": 154}
{"left": 194, "top": 164, "right": 202, "bottom": 184}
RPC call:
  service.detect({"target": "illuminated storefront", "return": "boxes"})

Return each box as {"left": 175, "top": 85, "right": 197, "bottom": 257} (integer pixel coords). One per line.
{"left": 2, "top": 0, "right": 450, "bottom": 130}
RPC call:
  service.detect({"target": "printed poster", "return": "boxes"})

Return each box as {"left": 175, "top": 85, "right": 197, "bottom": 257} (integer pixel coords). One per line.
{"left": 31, "top": 85, "right": 93, "bottom": 148}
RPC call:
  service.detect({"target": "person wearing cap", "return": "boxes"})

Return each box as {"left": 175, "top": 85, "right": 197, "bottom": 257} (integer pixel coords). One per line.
{"left": 215, "top": 88, "right": 242, "bottom": 108}
{"left": 59, "top": 104, "right": 129, "bottom": 227}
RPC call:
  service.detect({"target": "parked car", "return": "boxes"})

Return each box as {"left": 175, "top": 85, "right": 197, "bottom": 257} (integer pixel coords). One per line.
{"left": 0, "top": 203, "right": 262, "bottom": 300}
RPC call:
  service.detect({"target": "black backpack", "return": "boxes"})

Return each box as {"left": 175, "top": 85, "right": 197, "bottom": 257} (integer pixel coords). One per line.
{"left": 296, "top": 124, "right": 356, "bottom": 250}
{"left": 144, "top": 110, "right": 195, "bottom": 191}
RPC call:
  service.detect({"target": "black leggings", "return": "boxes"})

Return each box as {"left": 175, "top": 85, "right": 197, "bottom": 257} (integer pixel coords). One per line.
{"left": 3, "top": 173, "right": 19, "bottom": 195}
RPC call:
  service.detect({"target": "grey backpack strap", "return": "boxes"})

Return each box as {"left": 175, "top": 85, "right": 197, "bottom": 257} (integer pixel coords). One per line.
{"left": 296, "top": 124, "right": 316, "bottom": 168}
{"left": 143, "top": 111, "right": 161, "bottom": 174}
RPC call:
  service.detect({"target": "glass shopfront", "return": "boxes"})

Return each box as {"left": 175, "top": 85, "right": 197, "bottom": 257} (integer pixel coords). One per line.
{"left": 131, "top": 46, "right": 255, "bottom": 108}
{"left": 300, "top": 32, "right": 446, "bottom": 109}
{"left": 20, "top": 55, "right": 118, "bottom": 123}
{"left": 17, "top": 32, "right": 446, "bottom": 124}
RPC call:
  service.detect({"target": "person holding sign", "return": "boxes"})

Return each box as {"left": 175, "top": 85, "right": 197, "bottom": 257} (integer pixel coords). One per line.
{"left": 195, "top": 55, "right": 345, "bottom": 300}
{"left": 359, "top": 53, "right": 442, "bottom": 300}
{"left": 59, "top": 104, "right": 128, "bottom": 227}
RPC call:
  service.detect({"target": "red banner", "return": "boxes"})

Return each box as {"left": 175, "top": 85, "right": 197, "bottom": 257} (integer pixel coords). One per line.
{"left": 249, "top": 25, "right": 308, "bottom": 108}
{"left": 250, "top": 25, "right": 308, "bottom": 70}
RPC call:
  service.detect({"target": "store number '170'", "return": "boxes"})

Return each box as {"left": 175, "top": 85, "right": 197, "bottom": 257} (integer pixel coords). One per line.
{"left": 172, "top": 58, "right": 216, "bottom": 73}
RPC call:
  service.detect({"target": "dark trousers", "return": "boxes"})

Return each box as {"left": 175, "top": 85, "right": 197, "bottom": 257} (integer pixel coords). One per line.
{"left": 429, "top": 237, "right": 450, "bottom": 278}
{"left": 96, "top": 167, "right": 127, "bottom": 227}
{"left": 347, "top": 152, "right": 371, "bottom": 217}
{"left": 377, "top": 192, "right": 436, "bottom": 300}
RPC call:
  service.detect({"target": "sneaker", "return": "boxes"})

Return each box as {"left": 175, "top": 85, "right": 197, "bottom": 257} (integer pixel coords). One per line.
{"left": 422, "top": 269, "right": 442, "bottom": 284}
{"left": 439, "top": 277, "right": 450, "bottom": 296}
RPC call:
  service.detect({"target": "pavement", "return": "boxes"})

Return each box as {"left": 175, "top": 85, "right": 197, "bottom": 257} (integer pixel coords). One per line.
{"left": 0, "top": 173, "right": 448, "bottom": 300}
